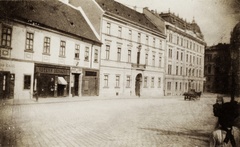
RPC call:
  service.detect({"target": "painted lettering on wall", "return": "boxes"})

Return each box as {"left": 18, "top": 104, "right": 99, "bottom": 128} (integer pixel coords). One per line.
{"left": 36, "top": 67, "right": 70, "bottom": 75}
{"left": 0, "top": 62, "right": 15, "bottom": 68}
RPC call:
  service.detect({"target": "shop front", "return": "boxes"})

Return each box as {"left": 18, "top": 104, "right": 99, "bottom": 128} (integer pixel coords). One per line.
{"left": 34, "top": 64, "right": 70, "bottom": 98}
{"left": 82, "top": 69, "right": 99, "bottom": 96}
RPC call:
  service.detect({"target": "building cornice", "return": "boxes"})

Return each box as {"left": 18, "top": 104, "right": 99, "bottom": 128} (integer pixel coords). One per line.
{"left": 166, "top": 25, "right": 206, "bottom": 46}
{"left": 104, "top": 12, "right": 166, "bottom": 39}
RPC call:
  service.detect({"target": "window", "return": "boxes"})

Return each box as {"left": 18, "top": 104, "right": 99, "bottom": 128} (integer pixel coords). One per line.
{"left": 107, "top": 23, "right": 111, "bottom": 34}
{"left": 138, "top": 33, "right": 141, "bottom": 42}
{"left": 24, "top": 75, "right": 31, "bottom": 90}
{"left": 167, "top": 82, "right": 171, "bottom": 90}
{"left": 181, "top": 52, "right": 183, "bottom": 61}
{"left": 169, "top": 33, "right": 172, "bottom": 42}
{"left": 128, "top": 50, "right": 131, "bottom": 62}
{"left": 180, "top": 82, "right": 182, "bottom": 90}
{"left": 146, "top": 35, "right": 149, "bottom": 45}
{"left": 43, "top": 37, "right": 50, "bottom": 54}
{"left": 177, "top": 36, "right": 179, "bottom": 45}
{"left": 152, "top": 54, "right": 155, "bottom": 66}
{"left": 106, "top": 45, "right": 110, "bottom": 60}
{"left": 104, "top": 75, "right": 108, "bottom": 87}
{"left": 175, "top": 82, "right": 178, "bottom": 90}
{"left": 159, "top": 54, "right": 162, "bottom": 67}
{"left": 84, "top": 47, "right": 89, "bottom": 61}
{"left": 151, "top": 77, "right": 154, "bottom": 88}
{"left": 158, "top": 77, "right": 161, "bottom": 88}
{"left": 186, "top": 54, "right": 188, "bottom": 62}
{"left": 1, "top": 25, "right": 12, "bottom": 47}
{"left": 159, "top": 40, "right": 162, "bottom": 49}
{"left": 126, "top": 76, "right": 131, "bottom": 88}
{"left": 145, "top": 53, "right": 148, "bottom": 65}
{"left": 180, "top": 67, "right": 183, "bottom": 75}
{"left": 186, "top": 68, "right": 188, "bottom": 76}
{"left": 176, "top": 66, "right": 178, "bottom": 75}
{"left": 129, "top": 30, "right": 132, "bottom": 40}
{"left": 118, "top": 26, "right": 122, "bottom": 37}
{"left": 59, "top": 40, "right": 66, "bottom": 57}
{"left": 94, "top": 49, "right": 98, "bottom": 62}
{"left": 153, "top": 38, "right": 155, "bottom": 47}
{"left": 75, "top": 44, "right": 80, "bottom": 59}
{"left": 168, "top": 49, "right": 172, "bottom": 58}
{"left": 26, "top": 32, "right": 34, "bottom": 51}
{"left": 168, "top": 64, "right": 172, "bottom": 75}
{"left": 144, "top": 77, "right": 148, "bottom": 88}
{"left": 176, "top": 51, "right": 179, "bottom": 60}
{"left": 116, "top": 75, "right": 120, "bottom": 88}
{"left": 117, "top": 47, "right": 121, "bottom": 61}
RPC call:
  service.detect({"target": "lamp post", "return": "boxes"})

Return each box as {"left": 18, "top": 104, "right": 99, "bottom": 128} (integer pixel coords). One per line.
{"left": 230, "top": 47, "right": 238, "bottom": 102}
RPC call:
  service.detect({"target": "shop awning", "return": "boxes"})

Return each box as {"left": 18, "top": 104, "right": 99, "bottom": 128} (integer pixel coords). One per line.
{"left": 58, "top": 77, "right": 67, "bottom": 85}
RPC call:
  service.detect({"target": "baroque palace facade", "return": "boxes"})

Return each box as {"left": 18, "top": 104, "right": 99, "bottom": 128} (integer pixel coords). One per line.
{"left": 0, "top": 0, "right": 206, "bottom": 99}
{"left": 0, "top": 0, "right": 101, "bottom": 99}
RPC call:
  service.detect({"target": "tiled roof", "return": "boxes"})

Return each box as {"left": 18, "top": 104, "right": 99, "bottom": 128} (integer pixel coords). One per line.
{"left": 0, "top": 0, "right": 101, "bottom": 44}
{"left": 95, "top": 0, "right": 160, "bottom": 33}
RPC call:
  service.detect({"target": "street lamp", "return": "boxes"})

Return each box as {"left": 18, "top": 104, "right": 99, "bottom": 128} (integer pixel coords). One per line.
{"left": 230, "top": 47, "right": 238, "bottom": 102}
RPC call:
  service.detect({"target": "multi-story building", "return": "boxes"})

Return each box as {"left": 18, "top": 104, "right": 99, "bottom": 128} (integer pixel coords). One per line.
{"left": 158, "top": 11, "right": 206, "bottom": 96}
{"left": 70, "top": 0, "right": 166, "bottom": 97}
{"left": 0, "top": 0, "right": 101, "bottom": 99}
{"left": 204, "top": 43, "right": 230, "bottom": 93}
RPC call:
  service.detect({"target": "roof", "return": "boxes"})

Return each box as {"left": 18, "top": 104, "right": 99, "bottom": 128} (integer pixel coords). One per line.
{"left": 0, "top": 0, "right": 101, "bottom": 44}
{"left": 159, "top": 12, "right": 204, "bottom": 40}
{"left": 95, "top": 0, "right": 161, "bottom": 33}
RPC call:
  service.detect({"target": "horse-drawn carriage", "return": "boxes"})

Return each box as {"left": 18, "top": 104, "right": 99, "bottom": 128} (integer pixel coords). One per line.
{"left": 183, "top": 89, "right": 202, "bottom": 100}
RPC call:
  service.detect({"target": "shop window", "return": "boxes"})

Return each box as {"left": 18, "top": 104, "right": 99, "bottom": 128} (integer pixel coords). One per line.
{"left": 25, "top": 32, "right": 34, "bottom": 52}
{"left": 24, "top": 75, "right": 31, "bottom": 90}
{"left": 1, "top": 25, "right": 12, "bottom": 48}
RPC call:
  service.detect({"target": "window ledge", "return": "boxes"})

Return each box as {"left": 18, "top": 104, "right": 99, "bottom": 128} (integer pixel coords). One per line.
{"left": 42, "top": 53, "right": 50, "bottom": 56}
{"left": 0, "top": 46, "right": 12, "bottom": 49}
{"left": 74, "top": 58, "right": 80, "bottom": 60}
{"left": 59, "top": 55, "right": 66, "bottom": 58}
{"left": 24, "top": 49, "right": 34, "bottom": 53}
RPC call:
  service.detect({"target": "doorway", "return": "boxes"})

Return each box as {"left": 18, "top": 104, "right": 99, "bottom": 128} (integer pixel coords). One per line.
{"left": 135, "top": 74, "right": 142, "bottom": 96}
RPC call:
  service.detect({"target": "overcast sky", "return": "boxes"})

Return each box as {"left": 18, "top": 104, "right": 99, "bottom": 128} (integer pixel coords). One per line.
{"left": 115, "top": 0, "right": 240, "bottom": 46}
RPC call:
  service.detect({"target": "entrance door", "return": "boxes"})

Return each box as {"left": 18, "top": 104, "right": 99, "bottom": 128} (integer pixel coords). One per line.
{"left": 135, "top": 74, "right": 142, "bottom": 96}
{"left": 0, "top": 72, "right": 10, "bottom": 99}
{"left": 74, "top": 74, "right": 79, "bottom": 96}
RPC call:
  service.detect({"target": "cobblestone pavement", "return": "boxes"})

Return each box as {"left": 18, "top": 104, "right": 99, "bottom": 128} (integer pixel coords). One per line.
{"left": 0, "top": 94, "right": 222, "bottom": 147}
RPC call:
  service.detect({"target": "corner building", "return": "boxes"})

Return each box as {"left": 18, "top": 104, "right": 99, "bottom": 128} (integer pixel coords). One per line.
{"left": 70, "top": 0, "right": 166, "bottom": 97}
{"left": 159, "top": 12, "right": 206, "bottom": 96}
{"left": 0, "top": 0, "right": 101, "bottom": 99}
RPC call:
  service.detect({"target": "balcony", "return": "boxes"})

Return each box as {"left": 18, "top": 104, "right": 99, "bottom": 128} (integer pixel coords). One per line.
{"left": 131, "top": 63, "right": 146, "bottom": 71}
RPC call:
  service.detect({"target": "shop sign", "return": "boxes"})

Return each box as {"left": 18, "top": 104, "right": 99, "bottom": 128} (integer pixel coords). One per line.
{"left": 36, "top": 66, "right": 70, "bottom": 75}
{"left": 71, "top": 67, "right": 82, "bottom": 73}
{"left": 0, "top": 62, "right": 15, "bottom": 69}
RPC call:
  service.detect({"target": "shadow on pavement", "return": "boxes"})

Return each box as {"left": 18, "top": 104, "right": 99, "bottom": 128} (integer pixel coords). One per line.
{"left": 140, "top": 127, "right": 210, "bottom": 143}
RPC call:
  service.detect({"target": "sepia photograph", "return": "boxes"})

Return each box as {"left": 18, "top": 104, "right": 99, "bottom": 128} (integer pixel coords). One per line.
{"left": 0, "top": 0, "right": 240, "bottom": 146}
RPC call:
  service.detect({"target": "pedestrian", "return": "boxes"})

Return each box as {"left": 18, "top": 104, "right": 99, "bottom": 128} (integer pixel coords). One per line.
{"left": 213, "top": 95, "right": 224, "bottom": 128}
{"left": 210, "top": 97, "right": 240, "bottom": 147}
